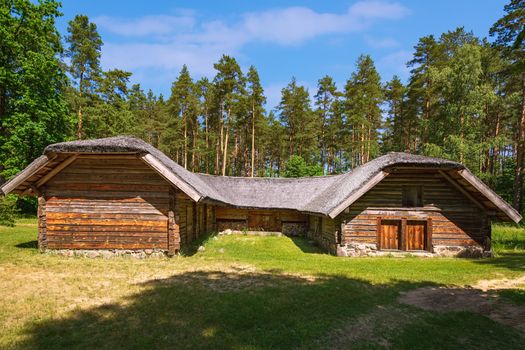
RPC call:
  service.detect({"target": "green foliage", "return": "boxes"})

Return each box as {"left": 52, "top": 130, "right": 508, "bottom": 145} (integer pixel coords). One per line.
{"left": 278, "top": 78, "right": 319, "bottom": 163}
{"left": 0, "top": 0, "right": 70, "bottom": 179}
{"left": 284, "top": 155, "right": 323, "bottom": 178}
{"left": 0, "top": 195, "right": 18, "bottom": 227}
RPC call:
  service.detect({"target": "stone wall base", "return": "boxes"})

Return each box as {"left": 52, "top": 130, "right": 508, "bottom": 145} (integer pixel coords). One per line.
{"left": 44, "top": 249, "right": 168, "bottom": 259}
{"left": 337, "top": 243, "right": 492, "bottom": 258}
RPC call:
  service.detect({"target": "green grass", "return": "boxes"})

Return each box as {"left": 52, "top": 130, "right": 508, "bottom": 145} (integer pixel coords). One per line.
{"left": 0, "top": 219, "right": 524, "bottom": 349}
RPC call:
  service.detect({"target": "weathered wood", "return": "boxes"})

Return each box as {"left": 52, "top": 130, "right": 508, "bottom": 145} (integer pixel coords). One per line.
{"left": 36, "top": 154, "right": 79, "bottom": 188}
{"left": 1, "top": 155, "right": 51, "bottom": 195}
{"left": 329, "top": 171, "right": 389, "bottom": 218}
{"left": 439, "top": 170, "right": 486, "bottom": 212}
{"left": 37, "top": 196, "right": 47, "bottom": 251}
{"left": 458, "top": 169, "right": 522, "bottom": 223}
{"left": 141, "top": 153, "right": 202, "bottom": 202}
{"left": 339, "top": 170, "right": 491, "bottom": 251}
{"left": 44, "top": 156, "right": 170, "bottom": 251}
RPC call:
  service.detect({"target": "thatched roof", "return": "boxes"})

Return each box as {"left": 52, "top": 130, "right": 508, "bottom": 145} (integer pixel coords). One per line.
{"left": 1, "top": 136, "right": 521, "bottom": 222}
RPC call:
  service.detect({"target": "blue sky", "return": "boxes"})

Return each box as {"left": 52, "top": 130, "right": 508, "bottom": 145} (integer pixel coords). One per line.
{"left": 57, "top": 0, "right": 507, "bottom": 109}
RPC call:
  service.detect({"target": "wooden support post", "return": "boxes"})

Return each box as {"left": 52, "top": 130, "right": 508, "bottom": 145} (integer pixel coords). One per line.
{"left": 426, "top": 218, "right": 433, "bottom": 252}
{"left": 193, "top": 202, "right": 197, "bottom": 240}
{"left": 167, "top": 188, "right": 180, "bottom": 256}
{"left": 204, "top": 204, "right": 208, "bottom": 234}
{"left": 37, "top": 195, "right": 47, "bottom": 251}
{"left": 401, "top": 217, "right": 407, "bottom": 251}
{"left": 376, "top": 217, "right": 382, "bottom": 249}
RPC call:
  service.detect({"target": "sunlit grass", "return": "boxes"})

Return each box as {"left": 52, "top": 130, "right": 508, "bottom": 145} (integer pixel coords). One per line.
{"left": 0, "top": 218, "right": 523, "bottom": 349}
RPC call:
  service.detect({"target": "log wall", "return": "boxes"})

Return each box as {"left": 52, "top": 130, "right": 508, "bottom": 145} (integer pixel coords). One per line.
{"left": 339, "top": 170, "right": 490, "bottom": 251}
{"left": 215, "top": 207, "right": 307, "bottom": 234}
{"left": 43, "top": 156, "right": 174, "bottom": 250}
{"left": 307, "top": 215, "right": 339, "bottom": 253}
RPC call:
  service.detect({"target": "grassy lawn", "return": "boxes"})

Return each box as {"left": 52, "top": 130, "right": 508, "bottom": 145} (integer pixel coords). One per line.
{"left": 0, "top": 219, "right": 524, "bottom": 349}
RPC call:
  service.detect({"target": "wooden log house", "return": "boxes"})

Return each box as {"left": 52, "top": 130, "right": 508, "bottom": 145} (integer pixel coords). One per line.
{"left": 1, "top": 136, "right": 521, "bottom": 257}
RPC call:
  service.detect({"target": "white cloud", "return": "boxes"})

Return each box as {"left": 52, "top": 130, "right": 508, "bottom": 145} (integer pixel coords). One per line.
{"left": 94, "top": 14, "right": 195, "bottom": 37}
{"left": 94, "top": 2, "right": 411, "bottom": 77}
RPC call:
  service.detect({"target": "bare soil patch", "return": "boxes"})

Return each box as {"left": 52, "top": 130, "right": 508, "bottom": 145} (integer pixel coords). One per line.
{"left": 399, "top": 284, "right": 525, "bottom": 332}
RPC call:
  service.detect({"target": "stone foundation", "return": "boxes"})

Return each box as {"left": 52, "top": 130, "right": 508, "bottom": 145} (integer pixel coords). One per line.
{"left": 218, "top": 229, "right": 283, "bottom": 236}
{"left": 337, "top": 243, "right": 492, "bottom": 258}
{"left": 44, "top": 249, "right": 168, "bottom": 259}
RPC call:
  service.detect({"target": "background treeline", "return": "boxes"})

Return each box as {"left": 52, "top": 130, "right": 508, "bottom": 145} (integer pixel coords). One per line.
{"left": 1, "top": 0, "right": 525, "bottom": 214}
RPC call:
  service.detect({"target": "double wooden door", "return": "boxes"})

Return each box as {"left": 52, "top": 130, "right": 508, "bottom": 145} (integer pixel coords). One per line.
{"left": 378, "top": 219, "right": 430, "bottom": 251}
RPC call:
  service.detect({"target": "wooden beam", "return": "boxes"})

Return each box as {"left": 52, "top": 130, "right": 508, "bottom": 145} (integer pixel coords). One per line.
{"left": 458, "top": 169, "right": 522, "bottom": 223}
{"left": 1, "top": 155, "right": 50, "bottom": 195}
{"left": 140, "top": 153, "right": 202, "bottom": 202}
{"left": 328, "top": 171, "right": 389, "bottom": 219}
{"left": 376, "top": 217, "right": 382, "bottom": 250}
{"left": 438, "top": 170, "right": 487, "bottom": 212}
{"left": 36, "top": 154, "right": 79, "bottom": 188}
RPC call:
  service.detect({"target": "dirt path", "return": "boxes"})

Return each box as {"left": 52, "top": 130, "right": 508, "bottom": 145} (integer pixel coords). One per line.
{"left": 399, "top": 276, "right": 525, "bottom": 332}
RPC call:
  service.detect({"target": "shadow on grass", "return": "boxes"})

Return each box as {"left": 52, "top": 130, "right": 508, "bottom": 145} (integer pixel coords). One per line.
{"left": 473, "top": 252, "right": 525, "bottom": 271}
{"left": 17, "top": 270, "right": 525, "bottom": 350}
{"left": 15, "top": 240, "right": 38, "bottom": 249}
{"left": 179, "top": 232, "right": 220, "bottom": 256}
{"left": 290, "top": 236, "right": 325, "bottom": 254}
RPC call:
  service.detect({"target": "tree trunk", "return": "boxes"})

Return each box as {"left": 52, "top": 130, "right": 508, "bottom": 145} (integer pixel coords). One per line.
{"left": 77, "top": 72, "right": 84, "bottom": 140}
{"left": 512, "top": 73, "right": 525, "bottom": 212}
{"left": 183, "top": 111, "right": 187, "bottom": 169}
{"left": 205, "top": 109, "right": 209, "bottom": 173}
{"left": 222, "top": 108, "right": 231, "bottom": 176}
{"left": 77, "top": 105, "right": 83, "bottom": 140}
{"left": 251, "top": 104, "right": 256, "bottom": 177}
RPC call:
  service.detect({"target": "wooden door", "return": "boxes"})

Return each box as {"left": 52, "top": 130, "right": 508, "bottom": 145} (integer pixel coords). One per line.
{"left": 406, "top": 221, "right": 426, "bottom": 250}
{"left": 380, "top": 220, "right": 401, "bottom": 250}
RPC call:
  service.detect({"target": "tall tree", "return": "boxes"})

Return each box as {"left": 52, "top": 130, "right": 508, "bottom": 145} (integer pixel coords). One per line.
{"left": 314, "top": 76, "right": 339, "bottom": 172}
{"left": 490, "top": 0, "right": 525, "bottom": 211}
{"left": 246, "top": 66, "right": 266, "bottom": 177}
{"left": 168, "top": 65, "right": 197, "bottom": 169}
{"left": 0, "top": 0, "right": 69, "bottom": 179}
{"left": 65, "top": 14, "right": 102, "bottom": 139}
{"left": 278, "top": 78, "right": 319, "bottom": 162}
{"left": 383, "top": 76, "right": 406, "bottom": 152}
{"left": 344, "top": 55, "right": 383, "bottom": 166}
{"left": 212, "top": 55, "right": 245, "bottom": 175}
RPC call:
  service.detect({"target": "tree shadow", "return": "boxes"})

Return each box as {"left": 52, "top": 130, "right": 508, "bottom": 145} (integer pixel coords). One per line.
{"left": 15, "top": 240, "right": 38, "bottom": 249}
{"left": 472, "top": 252, "right": 525, "bottom": 271}
{"left": 17, "top": 270, "right": 525, "bottom": 350}
{"left": 180, "top": 232, "right": 218, "bottom": 256}
{"left": 290, "top": 236, "right": 325, "bottom": 254}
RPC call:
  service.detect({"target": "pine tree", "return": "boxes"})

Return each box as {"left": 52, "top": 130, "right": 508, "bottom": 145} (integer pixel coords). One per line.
{"left": 383, "top": 76, "right": 406, "bottom": 152}
{"left": 246, "top": 66, "right": 266, "bottom": 177}
{"left": 278, "top": 78, "right": 319, "bottom": 163}
{"left": 490, "top": 0, "right": 525, "bottom": 211}
{"left": 168, "top": 65, "right": 197, "bottom": 169}
{"left": 344, "top": 55, "right": 383, "bottom": 166}
{"left": 314, "top": 76, "right": 339, "bottom": 172}
{"left": 65, "top": 15, "right": 103, "bottom": 139}
{"left": 212, "top": 55, "right": 245, "bottom": 175}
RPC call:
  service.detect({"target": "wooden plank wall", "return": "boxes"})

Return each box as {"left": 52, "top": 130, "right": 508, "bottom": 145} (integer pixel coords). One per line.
{"left": 215, "top": 207, "right": 307, "bottom": 233}
{"left": 44, "top": 156, "right": 172, "bottom": 250}
{"left": 307, "top": 215, "right": 338, "bottom": 253}
{"left": 176, "top": 192, "right": 213, "bottom": 245}
{"left": 340, "top": 170, "right": 489, "bottom": 248}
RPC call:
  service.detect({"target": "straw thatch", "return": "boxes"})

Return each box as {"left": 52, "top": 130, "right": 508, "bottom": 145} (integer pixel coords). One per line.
{"left": 2, "top": 136, "right": 520, "bottom": 222}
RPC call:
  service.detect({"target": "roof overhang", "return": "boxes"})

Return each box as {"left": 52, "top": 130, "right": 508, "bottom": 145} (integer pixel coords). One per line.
{"left": 1, "top": 152, "right": 204, "bottom": 203}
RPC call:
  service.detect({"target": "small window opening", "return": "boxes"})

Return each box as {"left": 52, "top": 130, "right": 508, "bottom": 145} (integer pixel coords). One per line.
{"left": 402, "top": 186, "right": 423, "bottom": 207}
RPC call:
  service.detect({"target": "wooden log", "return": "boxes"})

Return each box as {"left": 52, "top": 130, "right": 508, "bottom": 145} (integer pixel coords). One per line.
{"left": 38, "top": 195, "right": 47, "bottom": 250}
